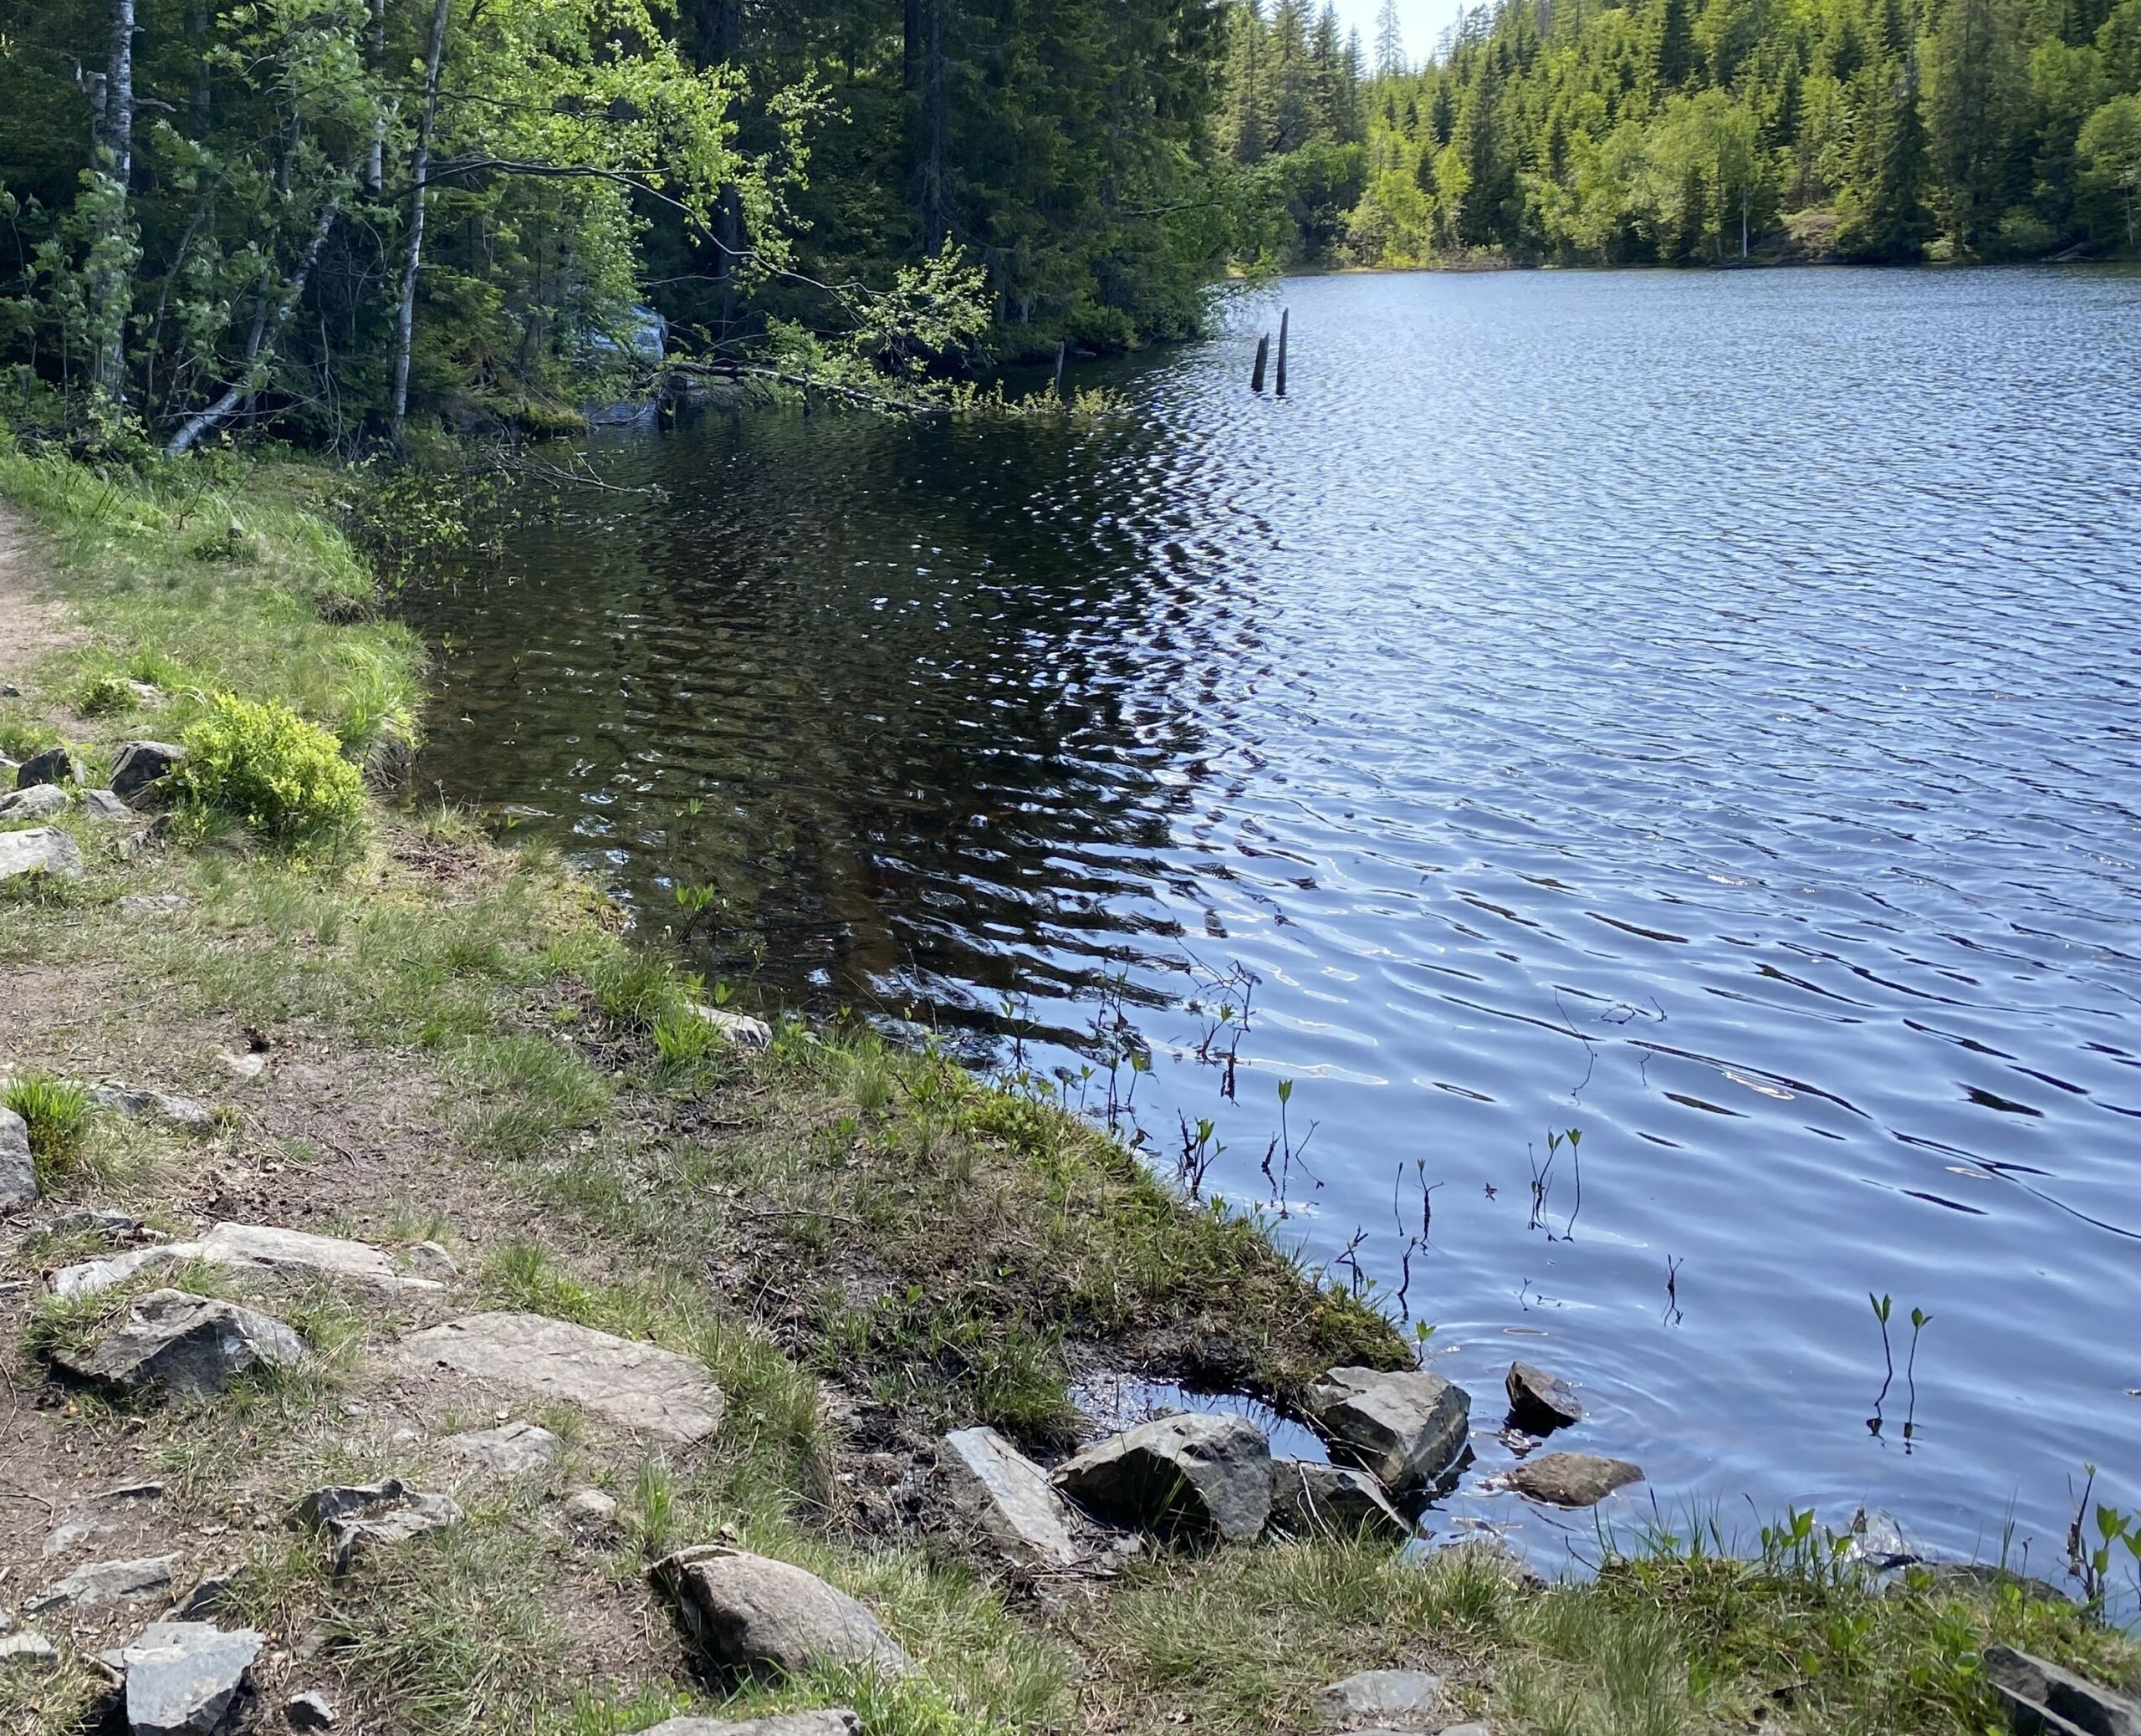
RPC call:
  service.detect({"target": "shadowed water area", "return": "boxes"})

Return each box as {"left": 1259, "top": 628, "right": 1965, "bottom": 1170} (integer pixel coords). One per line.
{"left": 406, "top": 266, "right": 2141, "bottom": 1573}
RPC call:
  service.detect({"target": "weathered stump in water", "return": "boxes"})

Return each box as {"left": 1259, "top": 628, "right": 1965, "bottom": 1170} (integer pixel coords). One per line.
{"left": 1053, "top": 339, "right": 1066, "bottom": 394}
{"left": 1251, "top": 334, "right": 1270, "bottom": 393}
{"left": 1275, "top": 308, "right": 1290, "bottom": 397}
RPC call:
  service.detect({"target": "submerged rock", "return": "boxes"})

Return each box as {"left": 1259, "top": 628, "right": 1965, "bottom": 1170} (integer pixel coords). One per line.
{"left": 440, "top": 1420, "right": 560, "bottom": 1475}
{"left": 1312, "top": 1667, "right": 1444, "bottom": 1726}
{"left": 1506, "top": 1452, "right": 1643, "bottom": 1509}
{"left": 1985, "top": 1644, "right": 2141, "bottom": 1736}
{"left": 0, "top": 826, "right": 85, "bottom": 884}
{"left": 1054, "top": 1412, "right": 1273, "bottom": 1542}
{"left": 53, "top": 1289, "right": 304, "bottom": 1400}
{"left": 940, "top": 1425, "right": 1085, "bottom": 1569}
{"left": 294, "top": 1478, "right": 464, "bottom": 1575}
{"left": 653, "top": 1545, "right": 912, "bottom": 1677}
{"left": 1269, "top": 1458, "right": 1410, "bottom": 1541}
{"left": 1, "top": 1107, "right": 35, "bottom": 1207}
{"left": 1304, "top": 1366, "right": 1471, "bottom": 1494}
{"left": 112, "top": 1620, "right": 263, "bottom": 1734}
{"left": 401, "top": 1312, "right": 725, "bottom": 1442}
{"left": 111, "top": 741, "right": 185, "bottom": 805}
{"left": 1503, "top": 1362, "right": 1581, "bottom": 1433}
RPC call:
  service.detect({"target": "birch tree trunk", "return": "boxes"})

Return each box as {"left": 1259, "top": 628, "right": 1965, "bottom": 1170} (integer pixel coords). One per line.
{"left": 389, "top": 0, "right": 452, "bottom": 447}
{"left": 89, "top": 0, "right": 138, "bottom": 401}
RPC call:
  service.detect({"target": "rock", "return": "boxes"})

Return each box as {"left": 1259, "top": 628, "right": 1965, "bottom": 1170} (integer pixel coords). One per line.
{"left": 0, "top": 826, "right": 85, "bottom": 884}
{"left": 401, "top": 1312, "right": 725, "bottom": 1442}
{"left": 1985, "top": 1644, "right": 2141, "bottom": 1736}
{"left": 0, "top": 1631, "right": 58, "bottom": 1666}
{"left": 114, "top": 1621, "right": 263, "bottom": 1735}
{"left": 167, "top": 1570, "right": 241, "bottom": 1621}
{"left": 940, "top": 1426, "right": 1085, "bottom": 1569}
{"left": 1505, "top": 1452, "right": 1643, "bottom": 1509}
{"left": 1843, "top": 1506, "right": 1918, "bottom": 1571}
{"left": 16, "top": 745, "right": 79, "bottom": 789}
{"left": 1269, "top": 1458, "right": 1410, "bottom": 1541}
{"left": 653, "top": 1545, "right": 911, "bottom": 1678}
{"left": 26, "top": 1553, "right": 181, "bottom": 1614}
{"left": 81, "top": 789, "right": 134, "bottom": 822}
{"left": 405, "top": 1238, "right": 457, "bottom": 1279}
{"left": 43, "top": 1482, "right": 163, "bottom": 1557}
{"left": 49, "top": 1220, "right": 443, "bottom": 1299}
{"left": 637, "top": 1715, "right": 861, "bottom": 1736}
{"left": 0, "top": 783, "right": 69, "bottom": 821}
{"left": 1313, "top": 1668, "right": 1444, "bottom": 1726}
{"left": 111, "top": 741, "right": 185, "bottom": 805}
{"left": 441, "top": 1420, "right": 560, "bottom": 1474}
{"left": 1437, "top": 1725, "right": 1495, "bottom": 1736}
{"left": 1504, "top": 1362, "right": 1581, "bottom": 1433}
{"left": 1432, "top": 1536, "right": 1547, "bottom": 1591}
{"left": 285, "top": 1689, "right": 337, "bottom": 1729}
{"left": 563, "top": 1488, "right": 619, "bottom": 1525}
{"left": 294, "top": 1478, "right": 464, "bottom": 1575}
{"left": 1054, "top": 1412, "right": 1273, "bottom": 1543}
{"left": 119, "top": 891, "right": 192, "bottom": 916}
{"left": 89, "top": 1085, "right": 217, "bottom": 1135}
{"left": 46, "top": 1206, "right": 144, "bottom": 1238}
{"left": 687, "top": 1001, "right": 773, "bottom": 1050}
{"left": 1, "top": 1106, "right": 34, "bottom": 1207}
{"left": 214, "top": 1050, "right": 268, "bottom": 1083}
{"left": 52, "top": 1289, "right": 306, "bottom": 1399}
{"left": 1304, "top": 1367, "right": 1471, "bottom": 1494}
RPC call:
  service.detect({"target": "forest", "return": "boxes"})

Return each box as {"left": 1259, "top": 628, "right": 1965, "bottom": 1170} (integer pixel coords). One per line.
{"left": 1, "top": 0, "right": 2135, "bottom": 452}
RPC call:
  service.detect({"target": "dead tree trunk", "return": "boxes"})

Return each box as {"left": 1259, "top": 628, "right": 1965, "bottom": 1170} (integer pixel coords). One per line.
{"left": 89, "top": 0, "right": 138, "bottom": 401}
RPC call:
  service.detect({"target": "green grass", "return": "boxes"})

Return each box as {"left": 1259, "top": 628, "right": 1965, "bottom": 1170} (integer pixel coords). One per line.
{"left": 3, "top": 1067, "right": 91, "bottom": 1177}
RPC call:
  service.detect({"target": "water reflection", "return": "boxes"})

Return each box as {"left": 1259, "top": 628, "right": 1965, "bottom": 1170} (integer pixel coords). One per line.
{"left": 409, "top": 265, "right": 2141, "bottom": 1576}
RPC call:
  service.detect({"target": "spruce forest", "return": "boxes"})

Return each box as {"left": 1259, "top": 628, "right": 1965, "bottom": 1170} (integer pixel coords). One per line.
{"left": 0, "top": 0, "right": 2135, "bottom": 450}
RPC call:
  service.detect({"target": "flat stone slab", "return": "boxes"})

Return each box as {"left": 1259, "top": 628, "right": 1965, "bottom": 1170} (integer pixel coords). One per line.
{"left": 441, "top": 1420, "right": 560, "bottom": 1474}
{"left": 89, "top": 1084, "right": 216, "bottom": 1135}
{"left": 47, "top": 1221, "right": 442, "bottom": 1299}
{"left": 653, "top": 1545, "right": 910, "bottom": 1677}
{"left": 641, "top": 1715, "right": 860, "bottom": 1736}
{"left": 26, "top": 1552, "right": 181, "bottom": 1614}
{"left": 401, "top": 1313, "right": 724, "bottom": 1442}
{"left": 1506, "top": 1451, "right": 1643, "bottom": 1508}
{"left": 1, "top": 1106, "right": 33, "bottom": 1207}
{"left": 53, "top": 1289, "right": 304, "bottom": 1400}
{"left": 1314, "top": 1668, "right": 1444, "bottom": 1726}
{"left": 1055, "top": 1412, "right": 1273, "bottom": 1542}
{"left": 0, "top": 826, "right": 84, "bottom": 883}
{"left": 1985, "top": 1644, "right": 2141, "bottom": 1736}
{"left": 942, "top": 1426, "right": 1085, "bottom": 1569}
{"left": 114, "top": 1620, "right": 263, "bottom": 1734}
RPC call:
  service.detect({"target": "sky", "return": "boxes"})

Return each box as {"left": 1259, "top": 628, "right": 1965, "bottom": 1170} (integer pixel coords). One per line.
{"left": 1322, "top": 0, "right": 1471, "bottom": 65}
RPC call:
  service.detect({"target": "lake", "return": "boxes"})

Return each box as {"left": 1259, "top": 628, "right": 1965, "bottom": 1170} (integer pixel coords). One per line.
{"left": 406, "top": 265, "right": 2141, "bottom": 1574}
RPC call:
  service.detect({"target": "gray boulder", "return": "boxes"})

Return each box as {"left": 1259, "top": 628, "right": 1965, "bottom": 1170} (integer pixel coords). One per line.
{"left": 112, "top": 1621, "right": 263, "bottom": 1734}
{"left": 440, "top": 1420, "right": 560, "bottom": 1475}
{"left": 0, "top": 1631, "right": 58, "bottom": 1666}
{"left": 1, "top": 1106, "right": 34, "bottom": 1206}
{"left": 638, "top": 1715, "right": 859, "bottom": 1736}
{"left": 1054, "top": 1412, "right": 1273, "bottom": 1542}
{"left": 167, "top": 1568, "right": 241, "bottom": 1621}
{"left": 26, "top": 1553, "right": 180, "bottom": 1614}
{"left": 294, "top": 1478, "right": 464, "bottom": 1575}
{"left": 53, "top": 1289, "right": 305, "bottom": 1399}
{"left": 401, "top": 1312, "right": 724, "bottom": 1442}
{"left": 1313, "top": 1668, "right": 1444, "bottom": 1726}
{"left": 81, "top": 789, "right": 134, "bottom": 821}
{"left": 1305, "top": 1367, "right": 1470, "bottom": 1494}
{"left": 653, "top": 1545, "right": 911, "bottom": 1677}
{"left": 0, "top": 783, "right": 69, "bottom": 821}
{"left": 1506, "top": 1452, "right": 1643, "bottom": 1509}
{"left": 111, "top": 741, "right": 185, "bottom": 805}
{"left": 1504, "top": 1362, "right": 1581, "bottom": 1433}
{"left": 0, "top": 826, "right": 84, "bottom": 884}
{"left": 563, "top": 1488, "right": 620, "bottom": 1525}
{"left": 89, "top": 1085, "right": 217, "bottom": 1135}
{"left": 15, "top": 745, "right": 79, "bottom": 789}
{"left": 1985, "top": 1644, "right": 2141, "bottom": 1736}
{"left": 1270, "top": 1458, "right": 1409, "bottom": 1541}
{"left": 941, "top": 1425, "right": 1085, "bottom": 1569}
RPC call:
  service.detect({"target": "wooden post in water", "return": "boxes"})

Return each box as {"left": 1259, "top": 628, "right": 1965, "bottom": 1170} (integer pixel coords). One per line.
{"left": 1250, "top": 333, "right": 1270, "bottom": 393}
{"left": 1275, "top": 307, "right": 1290, "bottom": 397}
{"left": 1053, "top": 339, "right": 1066, "bottom": 394}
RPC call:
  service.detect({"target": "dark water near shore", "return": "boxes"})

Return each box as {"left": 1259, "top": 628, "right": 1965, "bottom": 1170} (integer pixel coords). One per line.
{"left": 407, "top": 266, "right": 2141, "bottom": 1574}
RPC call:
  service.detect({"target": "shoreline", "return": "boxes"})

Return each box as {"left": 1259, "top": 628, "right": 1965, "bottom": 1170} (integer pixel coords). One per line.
{"left": 1, "top": 439, "right": 2135, "bottom": 1733}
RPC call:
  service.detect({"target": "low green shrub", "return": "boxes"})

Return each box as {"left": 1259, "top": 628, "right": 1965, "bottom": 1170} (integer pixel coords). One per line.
{"left": 174, "top": 691, "right": 365, "bottom": 846}
{"left": 3, "top": 1070, "right": 90, "bottom": 1168}
{"left": 75, "top": 671, "right": 141, "bottom": 717}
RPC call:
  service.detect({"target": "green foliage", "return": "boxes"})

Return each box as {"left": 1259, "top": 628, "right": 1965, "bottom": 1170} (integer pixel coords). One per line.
{"left": 175, "top": 691, "right": 365, "bottom": 847}
{"left": 3, "top": 1069, "right": 91, "bottom": 1170}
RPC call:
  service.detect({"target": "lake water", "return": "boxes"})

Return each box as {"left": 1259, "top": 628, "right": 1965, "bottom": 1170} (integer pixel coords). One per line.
{"left": 406, "top": 266, "right": 2141, "bottom": 1575}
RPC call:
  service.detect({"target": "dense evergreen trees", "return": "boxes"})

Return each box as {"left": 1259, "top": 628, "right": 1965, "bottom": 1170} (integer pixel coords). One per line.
{"left": 1236, "top": 0, "right": 2141, "bottom": 264}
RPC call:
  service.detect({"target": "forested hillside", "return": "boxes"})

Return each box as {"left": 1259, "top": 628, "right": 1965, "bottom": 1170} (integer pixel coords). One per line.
{"left": 1235, "top": 0, "right": 2141, "bottom": 264}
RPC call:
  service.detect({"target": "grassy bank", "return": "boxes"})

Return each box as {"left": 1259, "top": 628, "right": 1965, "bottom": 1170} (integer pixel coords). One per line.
{"left": 1, "top": 439, "right": 2135, "bottom": 1736}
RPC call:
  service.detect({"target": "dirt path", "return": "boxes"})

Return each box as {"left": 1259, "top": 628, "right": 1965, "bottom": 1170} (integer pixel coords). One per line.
{"left": 0, "top": 503, "right": 73, "bottom": 686}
